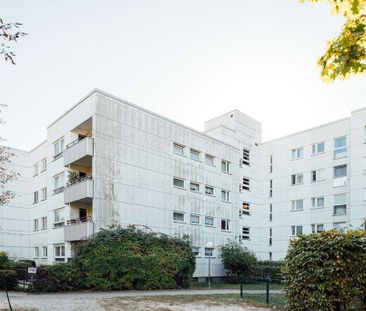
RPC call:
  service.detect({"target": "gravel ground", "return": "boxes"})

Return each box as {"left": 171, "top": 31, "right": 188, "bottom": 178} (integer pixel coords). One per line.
{"left": 0, "top": 289, "right": 280, "bottom": 311}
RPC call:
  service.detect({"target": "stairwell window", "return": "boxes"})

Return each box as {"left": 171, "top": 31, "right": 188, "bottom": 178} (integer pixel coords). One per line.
{"left": 53, "top": 137, "right": 65, "bottom": 158}
{"left": 334, "top": 136, "right": 347, "bottom": 158}
{"left": 221, "top": 190, "right": 230, "bottom": 202}
{"left": 291, "top": 173, "right": 303, "bottom": 185}
{"left": 173, "top": 143, "right": 184, "bottom": 156}
{"left": 291, "top": 147, "right": 303, "bottom": 160}
{"left": 242, "top": 149, "right": 250, "bottom": 166}
{"left": 221, "top": 160, "right": 230, "bottom": 173}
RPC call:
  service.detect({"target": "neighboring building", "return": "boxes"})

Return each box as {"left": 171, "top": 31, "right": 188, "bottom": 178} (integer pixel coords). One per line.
{"left": 1, "top": 89, "right": 366, "bottom": 277}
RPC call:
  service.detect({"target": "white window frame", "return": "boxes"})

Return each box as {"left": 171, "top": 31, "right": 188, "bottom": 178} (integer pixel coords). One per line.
{"left": 205, "top": 216, "right": 214, "bottom": 226}
{"left": 311, "top": 169, "right": 325, "bottom": 182}
{"left": 205, "top": 185, "right": 214, "bottom": 196}
{"left": 53, "top": 172, "right": 65, "bottom": 193}
{"left": 190, "top": 149, "right": 200, "bottom": 161}
{"left": 173, "top": 143, "right": 184, "bottom": 156}
{"left": 240, "top": 202, "right": 250, "bottom": 216}
{"left": 291, "top": 199, "right": 304, "bottom": 211}
{"left": 33, "top": 191, "right": 39, "bottom": 204}
{"left": 41, "top": 216, "right": 47, "bottom": 230}
{"left": 334, "top": 164, "right": 347, "bottom": 178}
{"left": 291, "top": 225, "right": 303, "bottom": 236}
{"left": 173, "top": 177, "right": 185, "bottom": 189}
{"left": 205, "top": 154, "right": 214, "bottom": 166}
{"left": 312, "top": 142, "right": 325, "bottom": 155}
{"left": 190, "top": 214, "right": 200, "bottom": 225}
{"left": 204, "top": 247, "right": 214, "bottom": 257}
{"left": 334, "top": 136, "right": 347, "bottom": 158}
{"left": 242, "top": 177, "right": 250, "bottom": 191}
{"left": 242, "top": 149, "right": 250, "bottom": 166}
{"left": 291, "top": 173, "right": 303, "bottom": 185}
{"left": 34, "top": 219, "right": 39, "bottom": 231}
{"left": 33, "top": 163, "right": 38, "bottom": 177}
{"left": 41, "top": 187, "right": 47, "bottom": 201}
{"left": 291, "top": 147, "right": 303, "bottom": 160}
{"left": 311, "top": 224, "right": 324, "bottom": 233}
{"left": 221, "top": 219, "right": 230, "bottom": 231}
{"left": 240, "top": 227, "right": 250, "bottom": 240}
{"left": 34, "top": 247, "right": 39, "bottom": 258}
{"left": 41, "top": 158, "right": 47, "bottom": 172}
{"left": 173, "top": 212, "right": 184, "bottom": 222}
{"left": 311, "top": 196, "right": 325, "bottom": 209}
{"left": 54, "top": 244, "right": 65, "bottom": 258}
{"left": 54, "top": 137, "right": 65, "bottom": 158}
{"left": 221, "top": 190, "right": 230, "bottom": 202}
{"left": 42, "top": 246, "right": 48, "bottom": 258}
{"left": 192, "top": 247, "right": 200, "bottom": 256}
{"left": 221, "top": 160, "right": 230, "bottom": 173}
{"left": 333, "top": 193, "right": 347, "bottom": 216}
{"left": 189, "top": 182, "right": 200, "bottom": 192}
{"left": 54, "top": 208, "right": 65, "bottom": 227}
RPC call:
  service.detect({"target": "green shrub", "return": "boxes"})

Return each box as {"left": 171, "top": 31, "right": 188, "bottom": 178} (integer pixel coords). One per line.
{"left": 0, "top": 270, "right": 17, "bottom": 290}
{"left": 74, "top": 226, "right": 195, "bottom": 290}
{"left": 33, "top": 262, "right": 82, "bottom": 292}
{"left": 220, "top": 241, "right": 257, "bottom": 282}
{"left": 0, "top": 252, "right": 13, "bottom": 270}
{"left": 283, "top": 230, "right": 366, "bottom": 311}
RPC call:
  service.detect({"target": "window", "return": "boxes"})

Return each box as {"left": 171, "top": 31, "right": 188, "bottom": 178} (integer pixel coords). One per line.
{"left": 221, "top": 160, "right": 230, "bottom": 173}
{"left": 311, "top": 169, "right": 325, "bottom": 182}
{"left": 54, "top": 244, "right": 65, "bottom": 259}
{"left": 173, "top": 212, "right": 184, "bottom": 222}
{"left": 204, "top": 248, "right": 214, "bottom": 257}
{"left": 269, "top": 204, "right": 273, "bottom": 222}
{"left": 34, "top": 247, "right": 39, "bottom": 258}
{"left": 42, "top": 246, "right": 48, "bottom": 258}
{"left": 205, "top": 185, "right": 214, "bottom": 195}
{"left": 333, "top": 193, "right": 347, "bottom": 215}
{"left": 205, "top": 154, "right": 214, "bottom": 166}
{"left": 33, "top": 191, "right": 39, "bottom": 204}
{"left": 41, "top": 216, "right": 47, "bottom": 229}
{"left": 190, "top": 149, "right": 200, "bottom": 161}
{"left": 269, "top": 228, "right": 272, "bottom": 246}
{"left": 311, "top": 196, "right": 325, "bottom": 208}
{"left": 242, "top": 149, "right": 250, "bottom": 166}
{"left": 334, "top": 136, "right": 347, "bottom": 158}
{"left": 205, "top": 216, "right": 214, "bottom": 226}
{"left": 221, "top": 190, "right": 230, "bottom": 202}
{"left": 291, "top": 173, "right": 303, "bottom": 185}
{"left": 173, "top": 143, "right": 184, "bottom": 156}
{"left": 269, "top": 252, "right": 272, "bottom": 261}
{"left": 291, "top": 225, "right": 303, "bottom": 236}
{"left": 334, "top": 164, "right": 347, "bottom": 178}
{"left": 173, "top": 177, "right": 184, "bottom": 189}
{"left": 240, "top": 227, "right": 250, "bottom": 240}
{"left": 242, "top": 177, "right": 250, "bottom": 191}
{"left": 291, "top": 147, "right": 303, "bottom": 160}
{"left": 269, "top": 155, "right": 273, "bottom": 173}
{"left": 190, "top": 182, "right": 200, "bottom": 192}
{"left": 190, "top": 214, "right": 199, "bottom": 224}
{"left": 41, "top": 158, "right": 47, "bottom": 172}
{"left": 221, "top": 219, "right": 230, "bottom": 231}
{"left": 240, "top": 202, "right": 250, "bottom": 216}
{"left": 53, "top": 173, "right": 65, "bottom": 193}
{"left": 291, "top": 199, "right": 304, "bottom": 211}
{"left": 54, "top": 208, "right": 65, "bottom": 227}
{"left": 33, "top": 163, "right": 38, "bottom": 177}
{"left": 311, "top": 224, "right": 324, "bottom": 233}
{"left": 192, "top": 247, "right": 200, "bottom": 256}
{"left": 54, "top": 137, "right": 65, "bottom": 157}
{"left": 333, "top": 222, "right": 347, "bottom": 230}
{"left": 34, "top": 219, "right": 39, "bottom": 231}
{"left": 41, "top": 187, "right": 47, "bottom": 201}
{"left": 312, "top": 142, "right": 325, "bottom": 155}
{"left": 269, "top": 180, "right": 273, "bottom": 197}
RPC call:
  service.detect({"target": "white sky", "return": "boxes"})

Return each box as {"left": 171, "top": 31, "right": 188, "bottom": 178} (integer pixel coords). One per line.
{"left": 1, "top": 0, "right": 365, "bottom": 150}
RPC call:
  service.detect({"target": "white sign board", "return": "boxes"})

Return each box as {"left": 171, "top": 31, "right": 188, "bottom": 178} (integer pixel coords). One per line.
{"left": 28, "top": 267, "right": 37, "bottom": 274}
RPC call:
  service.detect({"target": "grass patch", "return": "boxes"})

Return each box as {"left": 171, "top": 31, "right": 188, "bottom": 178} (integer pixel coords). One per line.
{"left": 191, "top": 282, "right": 283, "bottom": 291}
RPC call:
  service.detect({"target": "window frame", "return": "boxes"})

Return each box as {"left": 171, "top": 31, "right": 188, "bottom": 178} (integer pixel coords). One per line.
{"left": 312, "top": 142, "right": 325, "bottom": 155}
{"left": 334, "top": 136, "right": 347, "bottom": 158}
{"left": 173, "top": 177, "right": 185, "bottom": 189}
{"left": 190, "top": 214, "right": 200, "bottom": 225}
{"left": 220, "top": 219, "right": 230, "bottom": 231}
{"left": 204, "top": 216, "right": 214, "bottom": 227}
{"left": 205, "top": 154, "right": 214, "bottom": 166}
{"left": 291, "top": 147, "right": 304, "bottom": 160}
{"left": 173, "top": 211, "right": 185, "bottom": 222}
{"left": 190, "top": 148, "right": 200, "bottom": 161}
{"left": 291, "top": 199, "right": 304, "bottom": 211}
{"left": 221, "top": 190, "right": 230, "bottom": 202}
{"left": 53, "top": 137, "right": 65, "bottom": 158}
{"left": 173, "top": 143, "right": 185, "bottom": 156}
{"left": 221, "top": 160, "right": 230, "bottom": 173}
{"left": 189, "top": 181, "right": 200, "bottom": 192}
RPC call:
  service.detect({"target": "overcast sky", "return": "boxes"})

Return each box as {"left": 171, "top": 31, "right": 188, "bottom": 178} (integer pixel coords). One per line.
{"left": 1, "top": 0, "right": 365, "bottom": 150}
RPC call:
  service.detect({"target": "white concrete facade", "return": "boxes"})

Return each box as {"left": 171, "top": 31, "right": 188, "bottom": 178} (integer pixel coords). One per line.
{"left": 1, "top": 89, "right": 366, "bottom": 277}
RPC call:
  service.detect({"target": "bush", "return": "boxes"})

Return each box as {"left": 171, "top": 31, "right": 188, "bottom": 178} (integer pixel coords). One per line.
{"left": 33, "top": 262, "right": 82, "bottom": 292}
{"left": 283, "top": 230, "right": 366, "bottom": 311}
{"left": 0, "top": 270, "right": 17, "bottom": 290}
{"left": 74, "top": 226, "right": 195, "bottom": 290}
{"left": 0, "top": 252, "right": 13, "bottom": 270}
{"left": 220, "top": 241, "right": 257, "bottom": 282}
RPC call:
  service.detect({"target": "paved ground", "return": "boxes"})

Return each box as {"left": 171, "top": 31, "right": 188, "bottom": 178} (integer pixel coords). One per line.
{"left": 0, "top": 289, "right": 282, "bottom": 310}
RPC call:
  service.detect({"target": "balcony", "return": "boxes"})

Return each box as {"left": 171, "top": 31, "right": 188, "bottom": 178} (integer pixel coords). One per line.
{"left": 333, "top": 176, "right": 347, "bottom": 188}
{"left": 64, "top": 137, "right": 94, "bottom": 167}
{"left": 64, "top": 217, "right": 94, "bottom": 242}
{"left": 64, "top": 178, "right": 94, "bottom": 204}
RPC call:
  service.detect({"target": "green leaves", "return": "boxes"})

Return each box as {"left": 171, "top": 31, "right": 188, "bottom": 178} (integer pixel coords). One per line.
{"left": 283, "top": 230, "right": 366, "bottom": 310}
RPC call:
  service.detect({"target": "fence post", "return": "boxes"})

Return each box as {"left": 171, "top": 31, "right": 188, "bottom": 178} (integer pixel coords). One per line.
{"left": 266, "top": 274, "right": 270, "bottom": 307}
{"left": 5, "top": 286, "right": 12, "bottom": 311}
{"left": 240, "top": 276, "right": 244, "bottom": 299}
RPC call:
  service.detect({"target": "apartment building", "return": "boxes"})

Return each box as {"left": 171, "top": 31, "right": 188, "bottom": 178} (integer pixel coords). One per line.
{"left": 1, "top": 89, "right": 366, "bottom": 277}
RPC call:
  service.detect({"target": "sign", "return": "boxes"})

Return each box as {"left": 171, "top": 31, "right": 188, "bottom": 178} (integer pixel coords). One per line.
{"left": 28, "top": 267, "right": 37, "bottom": 274}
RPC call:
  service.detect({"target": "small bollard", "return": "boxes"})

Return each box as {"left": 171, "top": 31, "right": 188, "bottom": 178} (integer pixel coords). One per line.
{"left": 240, "top": 276, "right": 244, "bottom": 299}
{"left": 266, "top": 275, "right": 271, "bottom": 307}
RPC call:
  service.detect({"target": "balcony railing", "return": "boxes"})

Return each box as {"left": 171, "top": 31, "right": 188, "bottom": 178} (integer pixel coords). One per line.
{"left": 64, "top": 217, "right": 94, "bottom": 242}
{"left": 333, "top": 176, "right": 347, "bottom": 188}
{"left": 64, "top": 137, "right": 94, "bottom": 167}
{"left": 64, "top": 178, "right": 93, "bottom": 204}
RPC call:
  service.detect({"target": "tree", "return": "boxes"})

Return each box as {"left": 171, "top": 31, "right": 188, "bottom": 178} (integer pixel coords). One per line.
{"left": 0, "top": 105, "right": 18, "bottom": 206}
{"left": 0, "top": 18, "right": 27, "bottom": 64}
{"left": 300, "top": 0, "right": 366, "bottom": 81}
{"left": 220, "top": 241, "right": 257, "bottom": 282}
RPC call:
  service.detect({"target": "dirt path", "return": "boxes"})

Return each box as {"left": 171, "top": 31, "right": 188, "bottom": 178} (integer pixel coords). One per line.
{"left": 0, "top": 289, "right": 279, "bottom": 311}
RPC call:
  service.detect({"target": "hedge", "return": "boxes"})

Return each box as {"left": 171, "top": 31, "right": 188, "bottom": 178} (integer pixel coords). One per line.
{"left": 0, "top": 270, "right": 17, "bottom": 290}
{"left": 283, "top": 230, "right": 366, "bottom": 311}
{"left": 33, "top": 226, "right": 195, "bottom": 291}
